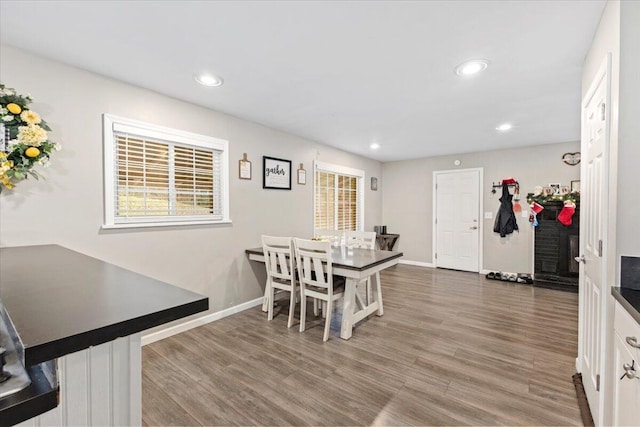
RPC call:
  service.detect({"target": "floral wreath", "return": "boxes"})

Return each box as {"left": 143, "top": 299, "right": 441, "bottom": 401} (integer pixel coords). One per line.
{"left": 0, "top": 84, "right": 61, "bottom": 192}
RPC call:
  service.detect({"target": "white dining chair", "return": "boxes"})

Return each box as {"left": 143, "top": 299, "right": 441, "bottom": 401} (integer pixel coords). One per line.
{"left": 262, "top": 235, "right": 298, "bottom": 328}
{"left": 314, "top": 229, "right": 344, "bottom": 246}
{"left": 344, "top": 230, "right": 377, "bottom": 249}
{"left": 344, "top": 230, "right": 383, "bottom": 314}
{"left": 293, "top": 238, "right": 345, "bottom": 341}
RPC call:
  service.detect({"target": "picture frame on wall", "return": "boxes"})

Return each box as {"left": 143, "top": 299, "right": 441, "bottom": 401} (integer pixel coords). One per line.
{"left": 571, "top": 180, "right": 581, "bottom": 193}
{"left": 371, "top": 177, "right": 378, "bottom": 191}
{"left": 297, "top": 163, "right": 306, "bottom": 185}
{"left": 549, "top": 183, "right": 561, "bottom": 195}
{"left": 239, "top": 153, "right": 251, "bottom": 180}
{"left": 263, "top": 156, "right": 292, "bottom": 190}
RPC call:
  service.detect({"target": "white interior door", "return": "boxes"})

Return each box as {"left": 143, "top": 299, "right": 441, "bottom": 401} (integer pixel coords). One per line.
{"left": 579, "top": 55, "right": 610, "bottom": 425}
{"left": 434, "top": 169, "right": 481, "bottom": 272}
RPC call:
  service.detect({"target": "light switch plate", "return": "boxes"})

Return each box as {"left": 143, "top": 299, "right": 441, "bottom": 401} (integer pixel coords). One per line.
{"left": 521, "top": 209, "right": 529, "bottom": 218}
{"left": 484, "top": 212, "right": 493, "bottom": 219}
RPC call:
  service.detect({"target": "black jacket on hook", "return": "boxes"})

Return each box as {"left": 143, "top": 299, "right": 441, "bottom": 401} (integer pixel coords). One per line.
{"left": 493, "top": 183, "right": 519, "bottom": 237}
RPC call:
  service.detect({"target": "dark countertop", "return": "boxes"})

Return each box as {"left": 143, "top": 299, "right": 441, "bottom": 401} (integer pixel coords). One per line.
{"left": 612, "top": 287, "right": 640, "bottom": 324}
{"left": 0, "top": 244, "right": 208, "bottom": 366}
{"left": 245, "top": 246, "right": 403, "bottom": 271}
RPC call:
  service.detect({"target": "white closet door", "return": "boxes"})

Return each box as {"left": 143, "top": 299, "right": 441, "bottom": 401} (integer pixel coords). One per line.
{"left": 435, "top": 169, "right": 481, "bottom": 272}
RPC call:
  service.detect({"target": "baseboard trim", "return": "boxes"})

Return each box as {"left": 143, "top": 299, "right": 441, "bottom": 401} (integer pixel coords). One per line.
{"left": 399, "top": 260, "right": 434, "bottom": 268}
{"left": 141, "top": 296, "right": 264, "bottom": 346}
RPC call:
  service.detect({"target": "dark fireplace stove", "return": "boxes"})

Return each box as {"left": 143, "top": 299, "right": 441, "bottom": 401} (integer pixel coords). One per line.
{"left": 533, "top": 201, "right": 580, "bottom": 292}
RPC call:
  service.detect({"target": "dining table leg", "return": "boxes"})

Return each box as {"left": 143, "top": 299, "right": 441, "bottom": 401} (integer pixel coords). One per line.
{"left": 373, "top": 272, "right": 383, "bottom": 316}
{"left": 340, "top": 277, "right": 357, "bottom": 339}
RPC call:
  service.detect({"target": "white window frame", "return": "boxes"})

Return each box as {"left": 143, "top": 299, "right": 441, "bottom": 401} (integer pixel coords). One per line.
{"left": 102, "top": 114, "right": 230, "bottom": 229}
{"left": 313, "top": 160, "right": 365, "bottom": 233}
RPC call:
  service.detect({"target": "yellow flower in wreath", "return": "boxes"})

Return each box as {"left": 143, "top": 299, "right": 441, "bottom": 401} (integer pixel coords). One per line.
{"left": 0, "top": 175, "right": 14, "bottom": 190}
{"left": 7, "top": 103, "right": 22, "bottom": 114}
{"left": 0, "top": 152, "right": 11, "bottom": 170}
{"left": 20, "top": 110, "right": 41, "bottom": 125}
{"left": 17, "top": 124, "right": 47, "bottom": 146}
{"left": 25, "top": 147, "right": 41, "bottom": 158}
{"left": 0, "top": 153, "right": 14, "bottom": 190}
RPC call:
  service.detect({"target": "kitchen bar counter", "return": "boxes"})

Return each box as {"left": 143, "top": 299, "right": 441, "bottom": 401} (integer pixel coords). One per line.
{"left": 0, "top": 244, "right": 208, "bottom": 425}
{"left": 0, "top": 245, "right": 208, "bottom": 367}
{"left": 611, "top": 257, "right": 640, "bottom": 324}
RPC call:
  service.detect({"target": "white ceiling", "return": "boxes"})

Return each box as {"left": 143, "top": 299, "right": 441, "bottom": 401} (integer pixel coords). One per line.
{"left": 0, "top": 1, "right": 605, "bottom": 162}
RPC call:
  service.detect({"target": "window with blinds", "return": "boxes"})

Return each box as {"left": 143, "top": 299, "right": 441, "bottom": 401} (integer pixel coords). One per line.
{"left": 314, "top": 162, "right": 364, "bottom": 232}
{"left": 103, "top": 115, "right": 229, "bottom": 228}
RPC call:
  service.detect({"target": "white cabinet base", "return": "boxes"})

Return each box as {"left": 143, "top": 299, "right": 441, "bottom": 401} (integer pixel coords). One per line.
{"left": 612, "top": 302, "right": 640, "bottom": 426}
{"left": 17, "top": 333, "right": 141, "bottom": 427}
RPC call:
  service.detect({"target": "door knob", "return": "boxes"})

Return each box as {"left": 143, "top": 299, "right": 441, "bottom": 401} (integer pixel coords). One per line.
{"left": 626, "top": 336, "right": 640, "bottom": 349}
{"left": 575, "top": 255, "right": 586, "bottom": 264}
{"left": 620, "top": 361, "right": 639, "bottom": 380}
{"left": 470, "top": 226, "right": 478, "bottom": 230}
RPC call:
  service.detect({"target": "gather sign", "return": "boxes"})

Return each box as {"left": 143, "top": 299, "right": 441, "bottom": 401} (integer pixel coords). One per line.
{"left": 263, "top": 156, "right": 291, "bottom": 190}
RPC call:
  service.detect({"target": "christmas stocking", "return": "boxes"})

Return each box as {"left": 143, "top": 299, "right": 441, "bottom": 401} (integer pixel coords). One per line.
{"left": 558, "top": 201, "right": 576, "bottom": 226}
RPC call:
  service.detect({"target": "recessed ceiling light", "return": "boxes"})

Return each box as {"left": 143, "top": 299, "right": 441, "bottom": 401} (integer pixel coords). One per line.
{"left": 370, "top": 143, "right": 380, "bottom": 150}
{"left": 496, "top": 123, "right": 513, "bottom": 132}
{"left": 194, "top": 72, "right": 224, "bottom": 87}
{"left": 455, "top": 59, "right": 489, "bottom": 76}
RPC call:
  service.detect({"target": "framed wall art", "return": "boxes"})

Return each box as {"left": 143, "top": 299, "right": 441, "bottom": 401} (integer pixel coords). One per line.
{"left": 239, "top": 153, "right": 251, "bottom": 180}
{"left": 297, "top": 163, "right": 306, "bottom": 185}
{"left": 549, "top": 183, "right": 561, "bottom": 195}
{"left": 571, "top": 180, "right": 581, "bottom": 193}
{"left": 263, "top": 156, "right": 291, "bottom": 190}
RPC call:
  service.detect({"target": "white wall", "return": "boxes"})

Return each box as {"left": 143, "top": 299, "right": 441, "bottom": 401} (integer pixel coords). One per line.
{"left": 382, "top": 141, "right": 580, "bottom": 273}
{"left": 0, "top": 45, "right": 383, "bottom": 321}
{"left": 617, "top": 0, "right": 640, "bottom": 258}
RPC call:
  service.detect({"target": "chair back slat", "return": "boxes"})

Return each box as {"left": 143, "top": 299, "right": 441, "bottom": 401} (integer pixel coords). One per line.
{"left": 277, "top": 252, "right": 289, "bottom": 277}
{"left": 345, "top": 231, "right": 376, "bottom": 249}
{"left": 302, "top": 256, "right": 312, "bottom": 282}
{"left": 312, "top": 257, "right": 327, "bottom": 286}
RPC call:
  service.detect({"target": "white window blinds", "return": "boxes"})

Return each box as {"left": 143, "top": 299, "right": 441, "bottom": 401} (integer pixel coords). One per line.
{"left": 103, "top": 115, "right": 229, "bottom": 228}
{"left": 314, "top": 162, "right": 364, "bottom": 232}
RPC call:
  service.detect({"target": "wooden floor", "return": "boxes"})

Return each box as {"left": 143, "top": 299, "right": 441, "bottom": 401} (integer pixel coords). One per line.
{"left": 142, "top": 265, "right": 581, "bottom": 426}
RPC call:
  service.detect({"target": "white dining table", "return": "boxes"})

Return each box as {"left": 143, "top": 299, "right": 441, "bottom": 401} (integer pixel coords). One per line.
{"left": 245, "top": 246, "right": 403, "bottom": 339}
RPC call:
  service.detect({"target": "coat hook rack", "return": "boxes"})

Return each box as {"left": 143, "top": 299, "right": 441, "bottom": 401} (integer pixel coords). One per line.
{"left": 491, "top": 179, "right": 519, "bottom": 194}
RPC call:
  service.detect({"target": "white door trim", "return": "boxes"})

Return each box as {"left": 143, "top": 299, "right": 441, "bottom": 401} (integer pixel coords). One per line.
{"left": 432, "top": 167, "right": 484, "bottom": 272}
